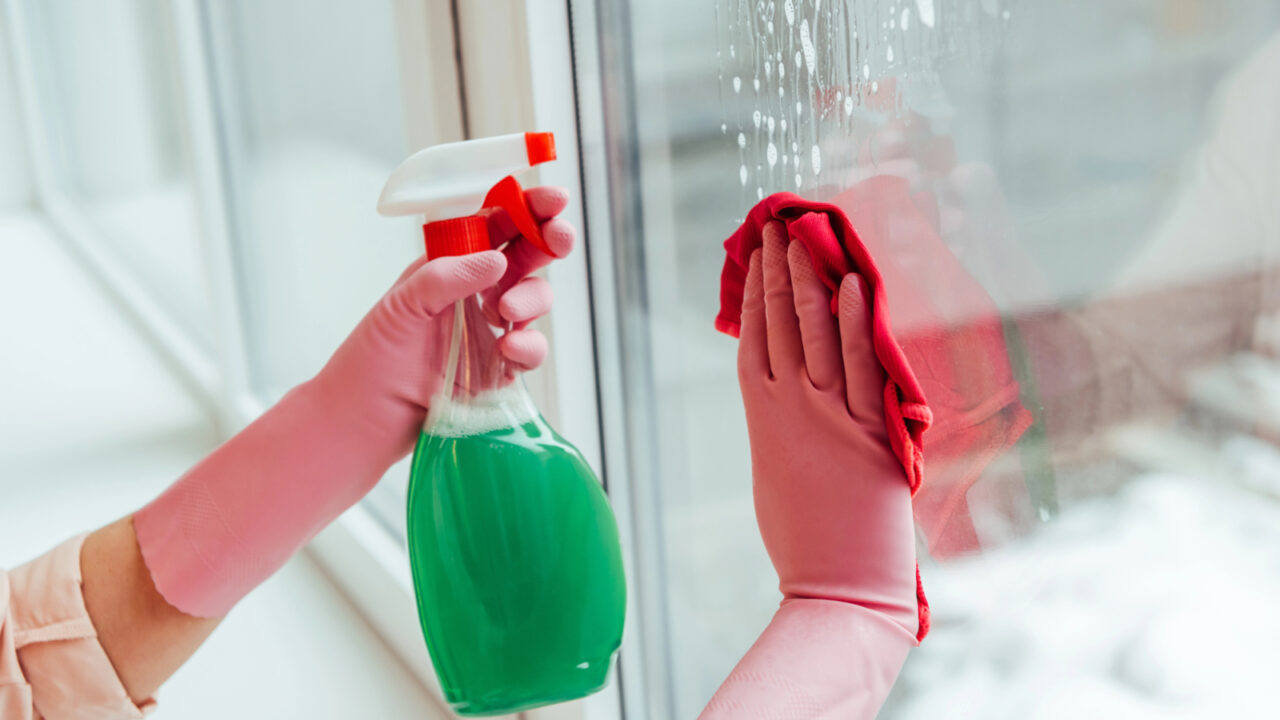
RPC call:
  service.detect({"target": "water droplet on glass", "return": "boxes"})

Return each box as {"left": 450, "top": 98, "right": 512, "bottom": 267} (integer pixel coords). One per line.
{"left": 778, "top": 62, "right": 786, "bottom": 80}
{"left": 767, "top": 20, "right": 774, "bottom": 34}
{"left": 800, "top": 19, "right": 816, "bottom": 75}
{"left": 754, "top": 77, "right": 761, "bottom": 92}
{"left": 757, "top": 186, "right": 765, "bottom": 200}
{"left": 780, "top": 118, "right": 787, "bottom": 132}
{"left": 795, "top": 101, "right": 802, "bottom": 115}
{"left": 871, "top": 81, "right": 879, "bottom": 93}
{"left": 767, "top": 142, "right": 778, "bottom": 167}
{"left": 740, "top": 164, "right": 749, "bottom": 186}
{"left": 753, "top": 110, "right": 762, "bottom": 128}
{"left": 733, "top": 76, "right": 742, "bottom": 93}
{"left": 916, "top": 0, "right": 936, "bottom": 28}
{"left": 783, "top": 154, "right": 789, "bottom": 165}
{"left": 792, "top": 141, "right": 799, "bottom": 152}
{"left": 784, "top": 0, "right": 795, "bottom": 25}
{"left": 795, "top": 50, "right": 802, "bottom": 68}
{"left": 863, "top": 63, "right": 871, "bottom": 79}
{"left": 901, "top": 7, "right": 911, "bottom": 30}
{"left": 730, "top": 43, "right": 736, "bottom": 58}
{"left": 890, "top": 18, "right": 896, "bottom": 29}
{"left": 765, "top": 60, "right": 772, "bottom": 78}
{"left": 738, "top": 132, "right": 747, "bottom": 149}
{"left": 1002, "top": 9, "right": 1011, "bottom": 20}
{"left": 886, "top": 45, "right": 894, "bottom": 62}
{"left": 767, "top": 115, "right": 776, "bottom": 133}
{"left": 795, "top": 173, "right": 802, "bottom": 187}
{"left": 811, "top": 145, "right": 822, "bottom": 175}
{"left": 844, "top": 95, "right": 854, "bottom": 115}
{"left": 721, "top": 122, "right": 728, "bottom": 133}
{"left": 836, "top": 90, "right": 843, "bottom": 101}
{"left": 778, "top": 86, "right": 785, "bottom": 97}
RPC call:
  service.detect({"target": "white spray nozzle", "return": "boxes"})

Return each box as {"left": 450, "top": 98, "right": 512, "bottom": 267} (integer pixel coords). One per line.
{"left": 377, "top": 132, "right": 556, "bottom": 222}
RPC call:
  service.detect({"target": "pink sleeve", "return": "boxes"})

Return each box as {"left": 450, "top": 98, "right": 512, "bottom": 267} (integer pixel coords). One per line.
{"left": 1, "top": 536, "right": 155, "bottom": 720}
{"left": 699, "top": 598, "right": 915, "bottom": 720}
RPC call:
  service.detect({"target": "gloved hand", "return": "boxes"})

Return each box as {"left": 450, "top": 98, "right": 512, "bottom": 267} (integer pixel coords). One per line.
{"left": 701, "top": 223, "right": 919, "bottom": 719}
{"left": 134, "top": 187, "right": 575, "bottom": 618}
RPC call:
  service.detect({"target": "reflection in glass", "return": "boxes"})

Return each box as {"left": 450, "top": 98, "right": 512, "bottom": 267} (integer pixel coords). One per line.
{"left": 589, "top": 0, "right": 1280, "bottom": 715}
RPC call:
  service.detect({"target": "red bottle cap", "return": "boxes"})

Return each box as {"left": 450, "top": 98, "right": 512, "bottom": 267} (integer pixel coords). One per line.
{"left": 423, "top": 215, "right": 489, "bottom": 258}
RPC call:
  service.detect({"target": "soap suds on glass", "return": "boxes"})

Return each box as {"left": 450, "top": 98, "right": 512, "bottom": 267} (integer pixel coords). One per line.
{"left": 716, "top": 0, "right": 1014, "bottom": 200}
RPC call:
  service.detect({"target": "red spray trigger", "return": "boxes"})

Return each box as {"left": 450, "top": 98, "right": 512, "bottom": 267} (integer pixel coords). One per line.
{"left": 482, "top": 175, "right": 555, "bottom": 257}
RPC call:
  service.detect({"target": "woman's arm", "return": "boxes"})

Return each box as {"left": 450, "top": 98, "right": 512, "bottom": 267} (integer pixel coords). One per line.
{"left": 80, "top": 517, "right": 219, "bottom": 703}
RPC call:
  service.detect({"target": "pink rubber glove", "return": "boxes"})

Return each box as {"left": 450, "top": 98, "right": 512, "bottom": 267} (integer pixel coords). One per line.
{"left": 134, "top": 187, "right": 575, "bottom": 618}
{"left": 701, "top": 224, "right": 919, "bottom": 719}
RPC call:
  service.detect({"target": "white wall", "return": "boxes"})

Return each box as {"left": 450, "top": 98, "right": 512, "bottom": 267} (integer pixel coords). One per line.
{"left": 0, "top": 14, "right": 34, "bottom": 210}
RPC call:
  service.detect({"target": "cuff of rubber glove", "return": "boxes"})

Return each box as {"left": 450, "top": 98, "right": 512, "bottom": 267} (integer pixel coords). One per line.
{"left": 4, "top": 536, "right": 156, "bottom": 720}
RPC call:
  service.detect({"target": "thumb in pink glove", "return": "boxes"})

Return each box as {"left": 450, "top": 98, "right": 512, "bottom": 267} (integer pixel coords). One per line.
{"left": 134, "top": 187, "right": 574, "bottom": 618}
{"left": 701, "top": 223, "right": 919, "bottom": 719}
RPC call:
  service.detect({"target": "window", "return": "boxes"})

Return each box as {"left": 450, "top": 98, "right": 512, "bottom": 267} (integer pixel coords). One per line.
{"left": 12, "top": 0, "right": 1278, "bottom": 717}
{"left": 572, "top": 0, "right": 1280, "bottom": 717}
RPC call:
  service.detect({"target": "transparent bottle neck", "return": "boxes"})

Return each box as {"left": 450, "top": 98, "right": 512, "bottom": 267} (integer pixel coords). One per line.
{"left": 425, "top": 295, "right": 538, "bottom": 435}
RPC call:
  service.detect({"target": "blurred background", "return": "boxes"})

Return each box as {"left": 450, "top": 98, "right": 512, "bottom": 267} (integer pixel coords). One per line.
{"left": 3, "top": 0, "right": 1280, "bottom": 718}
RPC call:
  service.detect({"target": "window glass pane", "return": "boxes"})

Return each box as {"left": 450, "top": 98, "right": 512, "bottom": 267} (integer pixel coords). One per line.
{"left": 207, "top": 0, "right": 422, "bottom": 395}
{"left": 25, "top": 0, "right": 211, "bottom": 346}
{"left": 584, "top": 1, "right": 1280, "bottom": 716}
{"left": 205, "top": 0, "right": 436, "bottom": 537}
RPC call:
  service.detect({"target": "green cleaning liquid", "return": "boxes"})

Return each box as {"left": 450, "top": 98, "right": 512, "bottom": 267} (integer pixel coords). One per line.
{"left": 407, "top": 387, "right": 627, "bottom": 716}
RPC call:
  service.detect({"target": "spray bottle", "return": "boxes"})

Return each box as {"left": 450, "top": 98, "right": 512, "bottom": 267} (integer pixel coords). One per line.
{"left": 377, "top": 132, "right": 627, "bottom": 716}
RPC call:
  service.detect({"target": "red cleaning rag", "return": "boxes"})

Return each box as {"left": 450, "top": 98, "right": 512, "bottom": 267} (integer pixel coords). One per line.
{"left": 717, "top": 188, "right": 935, "bottom": 641}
